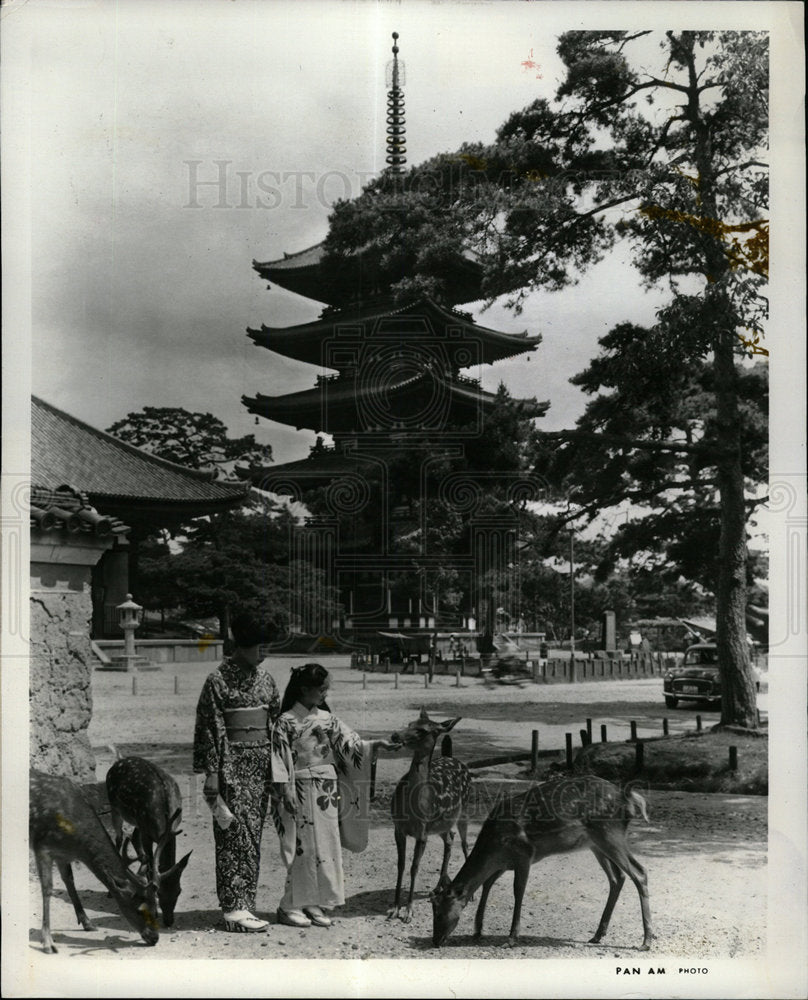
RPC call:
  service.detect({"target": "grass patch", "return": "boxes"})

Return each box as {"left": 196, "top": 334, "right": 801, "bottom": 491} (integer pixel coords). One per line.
{"left": 568, "top": 729, "right": 768, "bottom": 795}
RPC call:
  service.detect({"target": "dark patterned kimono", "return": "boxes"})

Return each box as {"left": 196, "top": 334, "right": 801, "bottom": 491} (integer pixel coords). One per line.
{"left": 193, "top": 655, "right": 287, "bottom": 913}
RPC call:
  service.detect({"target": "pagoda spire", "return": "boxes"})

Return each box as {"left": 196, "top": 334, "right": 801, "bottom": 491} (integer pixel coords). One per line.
{"left": 385, "top": 32, "right": 406, "bottom": 173}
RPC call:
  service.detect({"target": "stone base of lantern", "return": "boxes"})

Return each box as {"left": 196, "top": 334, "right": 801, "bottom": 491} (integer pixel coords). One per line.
{"left": 101, "top": 654, "right": 157, "bottom": 672}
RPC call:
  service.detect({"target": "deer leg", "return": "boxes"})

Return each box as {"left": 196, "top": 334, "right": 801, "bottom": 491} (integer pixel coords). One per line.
{"left": 386, "top": 826, "right": 408, "bottom": 920}
{"left": 457, "top": 817, "right": 470, "bottom": 861}
{"left": 625, "top": 852, "right": 653, "bottom": 950}
{"left": 139, "top": 837, "right": 160, "bottom": 919}
{"left": 505, "top": 859, "right": 530, "bottom": 948}
{"left": 436, "top": 831, "right": 453, "bottom": 890}
{"left": 34, "top": 850, "right": 57, "bottom": 954}
{"left": 401, "top": 836, "right": 428, "bottom": 924}
{"left": 473, "top": 868, "right": 506, "bottom": 940}
{"left": 593, "top": 838, "right": 653, "bottom": 950}
{"left": 110, "top": 805, "right": 124, "bottom": 854}
{"left": 56, "top": 860, "right": 97, "bottom": 932}
{"left": 588, "top": 850, "right": 624, "bottom": 944}
{"left": 456, "top": 817, "right": 476, "bottom": 901}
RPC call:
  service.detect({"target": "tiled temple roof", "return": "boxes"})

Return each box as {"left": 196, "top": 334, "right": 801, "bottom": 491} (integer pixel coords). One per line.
{"left": 30, "top": 485, "right": 130, "bottom": 538}
{"left": 32, "top": 397, "right": 249, "bottom": 508}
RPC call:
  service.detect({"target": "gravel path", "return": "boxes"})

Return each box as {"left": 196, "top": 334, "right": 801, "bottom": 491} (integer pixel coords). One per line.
{"left": 25, "top": 657, "right": 767, "bottom": 977}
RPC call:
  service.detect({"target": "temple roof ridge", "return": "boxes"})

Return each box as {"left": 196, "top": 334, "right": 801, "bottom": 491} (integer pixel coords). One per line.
{"left": 32, "top": 395, "right": 250, "bottom": 504}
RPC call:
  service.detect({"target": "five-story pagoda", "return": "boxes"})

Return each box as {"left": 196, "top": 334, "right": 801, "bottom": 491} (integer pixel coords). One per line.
{"left": 243, "top": 34, "right": 546, "bottom": 647}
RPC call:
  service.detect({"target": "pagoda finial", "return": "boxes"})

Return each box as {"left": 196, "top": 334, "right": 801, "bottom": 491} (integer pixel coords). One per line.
{"left": 386, "top": 31, "right": 406, "bottom": 174}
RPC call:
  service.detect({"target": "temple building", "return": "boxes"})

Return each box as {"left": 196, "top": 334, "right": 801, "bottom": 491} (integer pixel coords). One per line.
{"left": 242, "top": 35, "right": 545, "bottom": 646}
{"left": 32, "top": 395, "right": 249, "bottom": 638}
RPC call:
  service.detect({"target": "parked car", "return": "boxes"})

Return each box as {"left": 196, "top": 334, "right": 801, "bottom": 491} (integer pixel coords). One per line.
{"left": 663, "top": 642, "right": 761, "bottom": 709}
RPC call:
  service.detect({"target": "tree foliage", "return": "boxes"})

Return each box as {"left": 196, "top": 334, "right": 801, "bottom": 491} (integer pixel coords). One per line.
{"left": 323, "top": 31, "right": 767, "bottom": 726}
{"left": 107, "top": 407, "right": 273, "bottom": 478}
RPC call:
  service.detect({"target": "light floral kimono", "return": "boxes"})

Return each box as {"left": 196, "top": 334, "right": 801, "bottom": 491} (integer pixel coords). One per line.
{"left": 271, "top": 703, "right": 373, "bottom": 910}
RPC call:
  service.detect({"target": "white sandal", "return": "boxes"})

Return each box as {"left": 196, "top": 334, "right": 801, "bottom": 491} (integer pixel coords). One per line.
{"left": 223, "top": 910, "right": 269, "bottom": 933}
{"left": 277, "top": 908, "right": 312, "bottom": 927}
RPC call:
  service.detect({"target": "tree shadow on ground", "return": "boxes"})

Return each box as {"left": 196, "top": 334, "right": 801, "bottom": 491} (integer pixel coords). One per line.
{"left": 339, "top": 885, "right": 429, "bottom": 917}
{"left": 28, "top": 929, "right": 155, "bottom": 956}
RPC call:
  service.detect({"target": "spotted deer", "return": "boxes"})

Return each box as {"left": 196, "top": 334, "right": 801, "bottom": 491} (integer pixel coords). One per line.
{"left": 430, "top": 774, "right": 653, "bottom": 950}
{"left": 387, "top": 710, "right": 472, "bottom": 922}
{"left": 105, "top": 756, "right": 192, "bottom": 927}
{"left": 29, "top": 769, "right": 160, "bottom": 953}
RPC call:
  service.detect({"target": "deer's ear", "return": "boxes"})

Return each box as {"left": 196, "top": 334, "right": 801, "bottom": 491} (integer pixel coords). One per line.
{"left": 440, "top": 717, "right": 462, "bottom": 732}
{"left": 166, "top": 850, "right": 192, "bottom": 878}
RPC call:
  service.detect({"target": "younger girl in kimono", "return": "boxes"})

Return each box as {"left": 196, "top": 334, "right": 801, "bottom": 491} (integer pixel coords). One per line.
{"left": 271, "top": 663, "right": 400, "bottom": 927}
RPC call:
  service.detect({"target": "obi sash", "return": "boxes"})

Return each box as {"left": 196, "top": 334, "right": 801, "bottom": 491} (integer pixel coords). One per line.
{"left": 223, "top": 706, "right": 269, "bottom": 744}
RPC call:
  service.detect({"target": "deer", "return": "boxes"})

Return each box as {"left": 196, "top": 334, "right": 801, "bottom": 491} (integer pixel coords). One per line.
{"left": 105, "top": 756, "right": 192, "bottom": 928}
{"left": 387, "top": 710, "right": 472, "bottom": 922}
{"left": 29, "top": 769, "right": 160, "bottom": 953}
{"left": 430, "top": 773, "right": 653, "bottom": 950}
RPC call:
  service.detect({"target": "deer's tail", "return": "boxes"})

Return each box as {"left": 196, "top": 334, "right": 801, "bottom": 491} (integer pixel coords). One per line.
{"left": 624, "top": 787, "right": 650, "bottom": 824}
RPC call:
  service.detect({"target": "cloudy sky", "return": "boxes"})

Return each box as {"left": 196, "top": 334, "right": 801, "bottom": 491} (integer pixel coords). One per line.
{"left": 10, "top": 0, "right": 691, "bottom": 468}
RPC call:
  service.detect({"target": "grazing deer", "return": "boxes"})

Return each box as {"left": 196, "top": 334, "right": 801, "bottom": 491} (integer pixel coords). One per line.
{"left": 430, "top": 774, "right": 653, "bottom": 950}
{"left": 387, "top": 710, "right": 472, "bottom": 922}
{"left": 29, "top": 769, "right": 159, "bottom": 954}
{"left": 105, "top": 756, "right": 192, "bottom": 927}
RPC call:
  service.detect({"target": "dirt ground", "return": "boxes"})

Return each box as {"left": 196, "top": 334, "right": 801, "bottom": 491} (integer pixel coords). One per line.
{"left": 27, "top": 658, "right": 768, "bottom": 963}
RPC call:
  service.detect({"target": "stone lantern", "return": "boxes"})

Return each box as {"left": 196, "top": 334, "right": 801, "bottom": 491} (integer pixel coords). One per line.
{"left": 116, "top": 593, "right": 143, "bottom": 672}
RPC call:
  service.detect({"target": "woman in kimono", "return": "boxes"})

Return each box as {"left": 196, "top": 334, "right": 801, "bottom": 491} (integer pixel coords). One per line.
{"left": 193, "top": 613, "right": 294, "bottom": 933}
{"left": 271, "top": 663, "right": 400, "bottom": 927}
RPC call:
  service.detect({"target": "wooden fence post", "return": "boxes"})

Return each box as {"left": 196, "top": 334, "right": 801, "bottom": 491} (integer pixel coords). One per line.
{"left": 696, "top": 714, "right": 703, "bottom": 732}
{"left": 729, "top": 746, "right": 738, "bottom": 771}
{"left": 565, "top": 733, "right": 573, "bottom": 769}
{"left": 630, "top": 720, "right": 638, "bottom": 742}
{"left": 601, "top": 724, "right": 608, "bottom": 743}
{"left": 531, "top": 730, "right": 539, "bottom": 771}
{"left": 586, "top": 718, "right": 593, "bottom": 742}
{"left": 635, "top": 741, "right": 645, "bottom": 772}
{"left": 663, "top": 717, "right": 669, "bottom": 736}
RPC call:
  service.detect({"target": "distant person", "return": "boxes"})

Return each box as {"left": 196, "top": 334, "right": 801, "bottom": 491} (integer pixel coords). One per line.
{"left": 271, "top": 663, "right": 400, "bottom": 928}
{"left": 193, "top": 612, "right": 293, "bottom": 934}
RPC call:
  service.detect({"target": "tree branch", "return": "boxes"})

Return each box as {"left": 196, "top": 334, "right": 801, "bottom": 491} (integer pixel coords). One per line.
{"left": 538, "top": 428, "right": 721, "bottom": 456}
{"left": 714, "top": 160, "right": 769, "bottom": 178}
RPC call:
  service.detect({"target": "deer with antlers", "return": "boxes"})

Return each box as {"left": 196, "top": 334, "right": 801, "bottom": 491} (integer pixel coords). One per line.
{"left": 387, "top": 710, "right": 472, "bottom": 922}
{"left": 105, "top": 756, "right": 192, "bottom": 927}
{"left": 430, "top": 773, "right": 653, "bottom": 949}
{"left": 29, "top": 769, "right": 160, "bottom": 953}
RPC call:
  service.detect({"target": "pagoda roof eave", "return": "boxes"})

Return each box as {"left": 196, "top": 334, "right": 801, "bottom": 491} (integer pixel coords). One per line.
{"left": 242, "top": 371, "right": 547, "bottom": 433}
{"left": 253, "top": 243, "right": 485, "bottom": 307}
{"left": 239, "top": 451, "right": 381, "bottom": 492}
{"left": 247, "top": 295, "right": 540, "bottom": 366}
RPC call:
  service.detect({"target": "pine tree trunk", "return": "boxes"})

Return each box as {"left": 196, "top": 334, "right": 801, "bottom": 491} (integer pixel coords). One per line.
{"left": 714, "top": 330, "right": 759, "bottom": 727}
{"left": 686, "top": 34, "right": 759, "bottom": 729}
